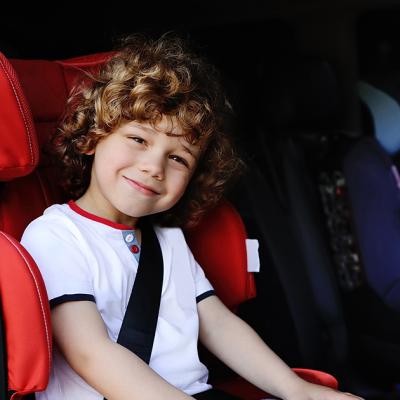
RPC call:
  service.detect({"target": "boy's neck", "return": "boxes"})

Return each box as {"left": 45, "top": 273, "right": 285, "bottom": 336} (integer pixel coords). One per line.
{"left": 75, "top": 194, "right": 139, "bottom": 228}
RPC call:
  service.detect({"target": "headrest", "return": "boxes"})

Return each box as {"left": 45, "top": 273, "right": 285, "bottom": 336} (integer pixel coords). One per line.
{"left": 185, "top": 200, "right": 256, "bottom": 308}
{"left": 9, "top": 53, "right": 113, "bottom": 153}
{"left": 262, "top": 57, "right": 339, "bottom": 131}
{"left": 358, "top": 80, "right": 400, "bottom": 155}
{"left": 2, "top": 53, "right": 111, "bottom": 178}
{"left": 0, "top": 52, "right": 39, "bottom": 181}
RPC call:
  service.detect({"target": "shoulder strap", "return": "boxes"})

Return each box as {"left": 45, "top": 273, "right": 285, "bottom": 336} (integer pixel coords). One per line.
{"left": 104, "top": 222, "right": 163, "bottom": 399}
{"left": 116, "top": 221, "right": 164, "bottom": 363}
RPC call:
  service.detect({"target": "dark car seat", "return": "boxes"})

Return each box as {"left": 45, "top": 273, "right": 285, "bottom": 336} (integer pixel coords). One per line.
{"left": 228, "top": 55, "right": 399, "bottom": 397}
{"left": 337, "top": 78, "right": 400, "bottom": 381}
{"left": 0, "top": 50, "right": 337, "bottom": 399}
{"left": 229, "top": 56, "right": 350, "bottom": 372}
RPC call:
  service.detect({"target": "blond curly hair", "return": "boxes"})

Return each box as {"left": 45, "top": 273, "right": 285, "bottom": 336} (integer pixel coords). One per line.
{"left": 51, "top": 34, "right": 243, "bottom": 227}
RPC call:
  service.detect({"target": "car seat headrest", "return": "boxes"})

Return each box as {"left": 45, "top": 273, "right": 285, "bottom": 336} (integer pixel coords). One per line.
{"left": 8, "top": 53, "right": 114, "bottom": 156}
{"left": 262, "top": 58, "right": 339, "bottom": 131}
{"left": 0, "top": 52, "right": 39, "bottom": 181}
{"left": 358, "top": 80, "right": 400, "bottom": 155}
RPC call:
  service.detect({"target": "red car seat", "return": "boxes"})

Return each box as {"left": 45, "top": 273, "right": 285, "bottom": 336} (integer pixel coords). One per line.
{"left": 0, "top": 50, "right": 337, "bottom": 398}
{"left": 0, "top": 53, "right": 51, "bottom": 399}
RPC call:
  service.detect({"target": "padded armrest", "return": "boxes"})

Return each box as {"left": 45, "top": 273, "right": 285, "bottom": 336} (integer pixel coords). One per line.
{"left": 293, "top": 368, "right": 338, "bottom": 388}
{"left": 0, "top": 231, "right": 51, "bottom": 398}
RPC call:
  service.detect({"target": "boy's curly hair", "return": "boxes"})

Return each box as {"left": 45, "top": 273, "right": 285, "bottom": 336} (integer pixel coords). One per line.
{"left": 52, "top": 34, "right": 243, "bottom": 228}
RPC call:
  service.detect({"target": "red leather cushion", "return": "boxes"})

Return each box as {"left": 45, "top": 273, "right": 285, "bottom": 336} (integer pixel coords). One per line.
{"left": 293, "top": 368, "right": 338, "bottom": 388}
{"left": 9, "top": 53, "right": 113, "bottom": 152}
{"left": 10, "top": 59, "right": 69, "bottom": 150}
{"left": 10, "top": 60, "right": 68, "bottom": 124}
{"left": 0, "top": 53, "right": 39, "bottom": 181}
{"left": 57, "top": 52, "right": 115, "bottom": 92}
{"left": 58, "top": 52, "right": 114, "bottom": 67}
{"left": 0, "top": 173, "right": 55, "bottom": 240}
{"left": 0, "top": 231, "right": 51, "bottom": 397}
{"left": 185, "top": 200, "right": 257, "bottom": 308}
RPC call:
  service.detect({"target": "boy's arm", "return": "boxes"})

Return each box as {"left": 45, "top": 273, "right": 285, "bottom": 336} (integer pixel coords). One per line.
{"left": 197, "top": 295, "right": 362, "bottom": 400}
{"left": 52, "top": 301, "right": 194, "bottom": 400}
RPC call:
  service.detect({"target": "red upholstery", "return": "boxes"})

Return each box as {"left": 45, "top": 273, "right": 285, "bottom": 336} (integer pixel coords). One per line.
{"left": 0, "top": 50, "right": 338, "bottom": 398}
{"left": 0, "top": 232, "right": 51, "bottom": 399}
{"left": 0, "top": 53, "right": 39, "bottom": 181}
{"left": 0, "top": 57, "right": 68, "bottom": 240}
{"left": 186, "top": 200, "right": 256, "bottom": 308}
{"left": 0, "top": 52, "right": 52, "bottom": 398}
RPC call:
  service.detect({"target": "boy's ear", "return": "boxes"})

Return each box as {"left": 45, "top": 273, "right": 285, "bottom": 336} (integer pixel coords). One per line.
{"left": 82, "top": 131, "right": 102, "bottom": 155}
{"left": 84, "top": 148, "right": 95, "bottom": 155}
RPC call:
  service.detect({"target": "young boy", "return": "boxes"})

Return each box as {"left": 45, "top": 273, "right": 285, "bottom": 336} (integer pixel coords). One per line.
{"left": 21, "top": 34, "right": 363, "bottom": 400}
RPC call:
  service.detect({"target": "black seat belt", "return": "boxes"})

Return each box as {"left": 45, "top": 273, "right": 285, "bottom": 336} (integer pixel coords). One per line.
{"left": 104, "top": 220, "right": 163, "bottom": 400}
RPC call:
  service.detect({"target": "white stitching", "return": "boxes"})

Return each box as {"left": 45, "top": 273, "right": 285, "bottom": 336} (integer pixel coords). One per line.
{"left": 0, "top": 58, "right": 34, "bottom": 165}
{"left": 0, "top": 231, "right": 52, "bottom": 376}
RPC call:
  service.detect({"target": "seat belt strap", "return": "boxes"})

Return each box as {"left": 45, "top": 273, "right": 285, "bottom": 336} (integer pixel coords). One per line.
{"left": 117, "top": 221, "right": 163, "bottom": 362}
{"left": 104, "top": 221, "right": 163, "bottom": 400}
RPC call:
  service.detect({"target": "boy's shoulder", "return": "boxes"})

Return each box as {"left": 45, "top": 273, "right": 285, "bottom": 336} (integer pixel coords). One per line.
{"left": 154, "top": 225, "right": 195, "bottom": 260}
{"left": 22, "top": 203, "right": 81, "bottom": 241}
{"left": 154, "top": 225, "right": 188, "bottom": 248}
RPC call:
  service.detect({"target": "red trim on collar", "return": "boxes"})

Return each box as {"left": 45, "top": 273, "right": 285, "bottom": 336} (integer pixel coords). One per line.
{"left": 68, "top": 200, "right": 136, "bottom": 230}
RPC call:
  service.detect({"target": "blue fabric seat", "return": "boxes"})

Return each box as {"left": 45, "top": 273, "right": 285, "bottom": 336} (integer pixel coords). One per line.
{"left": 347, "top": 79, "right": 400, "bottom": 312}
{"left": 335, "top": 78, "right": 400, "bottom": 381}
{"left": 343, "top": 136, "right": 400, "bottom": 312}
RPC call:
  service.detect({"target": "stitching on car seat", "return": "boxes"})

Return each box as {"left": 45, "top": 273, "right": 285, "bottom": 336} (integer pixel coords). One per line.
{"left": 0, "top": 231, "right": 52, "bottom": 375}
{"left": 0, "top": 58, "right": 35, "bottom": 166}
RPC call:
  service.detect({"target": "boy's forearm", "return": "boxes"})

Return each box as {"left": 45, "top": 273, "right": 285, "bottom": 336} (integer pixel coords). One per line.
{"left": 68, "top": 338, "right": 194, "bottom": 400}
{"left": 199, "top": 299, "right": 305, "bottom": 399}
{"left": 53, "top": 301, "right": 195, "bottom": 400}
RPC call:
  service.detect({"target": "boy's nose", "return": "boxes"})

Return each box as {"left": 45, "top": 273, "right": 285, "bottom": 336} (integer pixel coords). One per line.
{"left": 139, "top": 155, "right": 165, "bottom": 180}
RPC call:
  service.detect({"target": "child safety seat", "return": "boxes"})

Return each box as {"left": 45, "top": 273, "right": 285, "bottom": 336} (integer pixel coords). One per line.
{"left": 0, "top": 52, "right": 51, "bottom": 400}
{"left": 0, "top": 50, "right": 337, "bottom": 398}
{"left": 337, "top": 79, "right": 400, "bottom": 381}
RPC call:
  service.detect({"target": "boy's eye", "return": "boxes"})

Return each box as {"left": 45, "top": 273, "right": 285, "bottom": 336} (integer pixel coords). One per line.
{"left": 129, "top": 136, "right": 145, "bottom": 144}
{"left": 170, "top": 155, "right": 189, "bottom": 167}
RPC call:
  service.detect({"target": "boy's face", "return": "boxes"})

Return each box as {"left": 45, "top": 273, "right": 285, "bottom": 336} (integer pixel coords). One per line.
{"left": 79, "top": 117, "right": 201, "bottom": 226}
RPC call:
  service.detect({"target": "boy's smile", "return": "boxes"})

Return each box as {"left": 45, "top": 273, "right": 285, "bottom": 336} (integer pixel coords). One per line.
{"left": 122, "top": 176, "right": 161, "bottom": 196}
{"left": 76, "top": 117, "right": 201, "bottom": 227}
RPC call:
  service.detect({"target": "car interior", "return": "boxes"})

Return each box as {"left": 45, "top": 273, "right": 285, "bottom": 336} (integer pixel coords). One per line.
{"left": 1, "top": 1, "right": 400, "bottom": 399}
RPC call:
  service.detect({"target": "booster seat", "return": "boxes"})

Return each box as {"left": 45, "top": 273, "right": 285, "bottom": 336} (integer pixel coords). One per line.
{"left": 0, "top": 50, "right": 337, "bottom": 398}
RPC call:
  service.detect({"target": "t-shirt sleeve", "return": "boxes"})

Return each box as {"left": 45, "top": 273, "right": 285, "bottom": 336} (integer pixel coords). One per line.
{"left": 183, "top": 234, "right": 215, "bottom": 303}
{"left": 192, "top": 258, "right": 215, "bottom": 303}
{"left": 21, "top": 217, "right": 95, "bottom": 308}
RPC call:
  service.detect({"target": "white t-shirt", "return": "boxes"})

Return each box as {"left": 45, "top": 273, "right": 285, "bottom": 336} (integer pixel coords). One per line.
{"left": 21, "top": 202, "right": 215, "bottom": 399}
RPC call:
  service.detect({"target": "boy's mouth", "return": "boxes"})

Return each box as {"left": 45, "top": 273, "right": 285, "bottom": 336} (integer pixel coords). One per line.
{"left": 123, "top": 176, "right": 160, "bottom": 196}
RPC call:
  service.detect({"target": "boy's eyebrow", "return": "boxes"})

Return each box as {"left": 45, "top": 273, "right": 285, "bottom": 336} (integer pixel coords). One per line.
{"left": 131, "top": 122, "right": 198, "bottom": 159}
{"left": 131, "top": 122, "right": 177, "bottom": 136}
{"left": 131, "top": 122, "right": 156, "bottom": 134}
